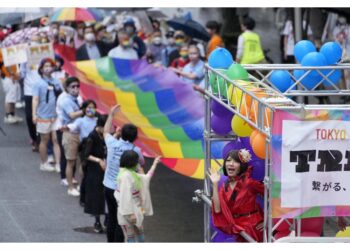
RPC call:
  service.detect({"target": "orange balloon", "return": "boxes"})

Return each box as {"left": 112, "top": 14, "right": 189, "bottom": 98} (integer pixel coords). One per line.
{"left": 249, "top": 102, "right": 272, "bottom": 128}
{"left": 250, "top": 129, "right": 259, "bottom": 146}
{"left": 252, "top": 131, "right": 267, "bottom": 159}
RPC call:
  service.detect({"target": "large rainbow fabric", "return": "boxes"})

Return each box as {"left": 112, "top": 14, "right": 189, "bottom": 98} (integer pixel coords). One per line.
{"left": 63, "top": 57, "right": 225, "bottom": 179}
{"left": 271, "top": 109, "right": 350, "bottom": 218}
{"left": 51, "top": 8, "right": 103, "bottom": 22}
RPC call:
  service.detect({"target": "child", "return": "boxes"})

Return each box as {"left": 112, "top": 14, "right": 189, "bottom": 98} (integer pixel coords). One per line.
{"left": 2, "top": 67, "right": 23, "bottom": 124}
{"left": 114, "top": 151, "right": 161, "bottom": 242}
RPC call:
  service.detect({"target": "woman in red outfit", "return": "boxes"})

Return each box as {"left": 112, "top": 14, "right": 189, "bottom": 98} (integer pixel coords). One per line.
{"left": 208, "top": 149, "right": 264, "bottom": 242}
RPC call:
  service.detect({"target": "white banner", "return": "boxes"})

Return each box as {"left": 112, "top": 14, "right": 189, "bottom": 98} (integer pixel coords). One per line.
{"left": 27, "top": 43, "right": 54, "bottom": 67}
{"left": 281, "top": 120, "right": 350, "bottom": 208}
{"left": 1, "top": 44, "right": 28, "bottom": 66}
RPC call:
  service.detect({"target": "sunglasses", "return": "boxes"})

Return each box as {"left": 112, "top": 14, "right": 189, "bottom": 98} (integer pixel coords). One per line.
{"left": 69, "top": 84, "right": 80, "bottom": 89}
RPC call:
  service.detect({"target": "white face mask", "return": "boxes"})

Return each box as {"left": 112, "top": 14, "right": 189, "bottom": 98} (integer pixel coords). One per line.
{"left": 52, "top": 28, "right": 59, "bottom": 35}
{"left": 153, "top": 37, "right": 162, "bottom": 45}
{"left": 84, "top": 33, "right": 96, "bottom": 42}
{"left": 43, "top": 66, "right": 53, "bottom": 75}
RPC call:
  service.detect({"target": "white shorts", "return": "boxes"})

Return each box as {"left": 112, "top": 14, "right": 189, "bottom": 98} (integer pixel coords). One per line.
{"left": 36, "top": 118, "right": 57, "bottom": 134}
{"left": 2, "top": 78, "right": 21, "bottom": 103}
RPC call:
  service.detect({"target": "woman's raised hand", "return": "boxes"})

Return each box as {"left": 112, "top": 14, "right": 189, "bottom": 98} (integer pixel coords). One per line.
{"left": 207, "top": 167, "right": 221, "bottom": 184}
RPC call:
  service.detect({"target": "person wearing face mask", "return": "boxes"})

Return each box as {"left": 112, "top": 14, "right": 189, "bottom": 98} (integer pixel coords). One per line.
{"left": 146, "top": 31, "right": 165, "bottom": 64}
{"left": 79, "top": 114, "right": 108, "bottom": 233}
{"left": 173, "top": 45, "right": 205, "bottom": 86}
{"left": 51, "top": 55, "right": 68, "bottom": 85}
{"left": 170, "top": 44, "right": 189, "bottom": 74}
{"left": 108, "top": 30, "right": 138, "bottom": 60}
{"left": 32, "top": 58, "right": 63, "bottom": 173}
{"left": 65, "top": 100, "right": 99, "bottom": 208}
{"left": 20, "top": 36, "right": 42, "bottom": 151}
{"left": 50, "top": 22, "right": 60, "bottom": 42}
{"left": 123, "top": 18, "right": 146, "bottom": 59}
{"left": 58, "top": 76, "right": 84, "bottom": 196}
{"left": 167, "top": 30, "right": 187, "bottom": 66}
{"left": 74, "top": 22, "right": 85, "bottom": 49}
{"left": 161, "top": 30, "right": 177, "bottom": 67}
{"left": 76, "top": 25, "right": 109, "bottom": 61}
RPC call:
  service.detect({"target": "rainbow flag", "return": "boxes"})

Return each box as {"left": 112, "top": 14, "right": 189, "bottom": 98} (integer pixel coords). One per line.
{"left": 64, "top": 57, "right": 225, "bottom": 179}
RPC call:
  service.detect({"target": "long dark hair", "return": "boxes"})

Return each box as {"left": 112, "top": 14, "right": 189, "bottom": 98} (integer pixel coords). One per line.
{"left": 222, "top": 150, "right": 248, "bottom": 176}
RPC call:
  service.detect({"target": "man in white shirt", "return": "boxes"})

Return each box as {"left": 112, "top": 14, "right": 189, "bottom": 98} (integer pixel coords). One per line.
{"left": 108, "top": 30, "right": 138, "bottom": 60}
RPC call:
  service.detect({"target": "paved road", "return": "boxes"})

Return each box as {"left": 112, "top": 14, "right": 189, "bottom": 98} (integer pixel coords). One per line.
{"left": 0, "top": 90, "right": 204, "bottom": 242}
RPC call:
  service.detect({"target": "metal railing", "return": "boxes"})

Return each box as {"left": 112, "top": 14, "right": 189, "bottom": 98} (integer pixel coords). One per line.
{"left": 193, "top": 63, "right": 350, "bottom": 243}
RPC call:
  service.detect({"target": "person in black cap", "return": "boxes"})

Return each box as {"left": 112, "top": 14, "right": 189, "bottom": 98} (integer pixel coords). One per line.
{"left": 123, "top": 18, "right": 146, "bottom": 59}
{"left": 161, "top": 30, "right": 177, "bottom": 67}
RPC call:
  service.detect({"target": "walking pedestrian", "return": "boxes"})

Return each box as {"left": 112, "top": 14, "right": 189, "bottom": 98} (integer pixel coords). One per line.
{"left": 32, "top": 58, "right": 63, "bottom": 172}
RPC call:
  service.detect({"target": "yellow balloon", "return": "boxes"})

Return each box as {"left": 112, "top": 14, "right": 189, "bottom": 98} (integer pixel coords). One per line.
{"left": 231, "top": 115, "right": 253, "bottom": 137}
{"left": 336, "top": 226, "right": 350, "bottom": 237}
{"left": 227, "top": 80, "right": 252, "bottom": 107}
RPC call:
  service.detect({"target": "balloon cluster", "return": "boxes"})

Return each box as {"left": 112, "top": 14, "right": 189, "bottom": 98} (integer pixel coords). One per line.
{"left": 207, "top": 48, "right": 267, "bottom": 242}
{"left": 269, "top": 40, "right": 343, "bottom": 92}
{"left": 208, "top": 48, "right": 268, "bottom": 161}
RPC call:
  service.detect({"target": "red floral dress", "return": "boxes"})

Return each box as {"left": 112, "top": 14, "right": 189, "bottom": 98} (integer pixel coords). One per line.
{"left": 212, "top": 168, "right": 264, "bottom": 242}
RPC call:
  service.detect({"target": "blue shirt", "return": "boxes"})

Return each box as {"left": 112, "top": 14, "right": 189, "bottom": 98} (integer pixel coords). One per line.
{"left": 32, "top": 77, "right": 62, "bottom": 119}
{"left": 103, "top": 134, "right": 145, "bottom": 190}
{"left": 68, "top": 116, "right": 97, "bottom": 140}
{"left": 181, "top": 60, "right": 205, "bottom": 85}
{"left": 59, "top": 94, "right": 81, "bottom": 125}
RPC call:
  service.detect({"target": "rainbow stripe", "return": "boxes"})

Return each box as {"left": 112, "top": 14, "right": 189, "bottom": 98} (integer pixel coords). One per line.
{"left": 271, "top": 109, "right": 350, "bottom": 218}
{"left": 51, "top": 8, "right": 103, "bottom": 22}
{"left": 64, "top": 57, "right": 225, "bottom": 179}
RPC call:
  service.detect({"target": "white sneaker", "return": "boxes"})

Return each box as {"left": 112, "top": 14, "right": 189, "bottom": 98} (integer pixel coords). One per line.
{"left": 60, "top": 179, "right": 68, "bottom": 186}
{"left": 72, "top": 178, "right": 78, "bottom": 184}
{"left": 55, "top": 164, "right": 61, "bottom": 173}
{"left": 4, "top": 115, "right": 17, "bottom": 124}
{"left": 40, "top": 162, "right": 55, "bottom": 172}
{"left": 67, "top": 188, "right": 80, "bottom": 197}
{"left": 13, "top": 116, "right": 23, "bottom": 122}
{"left": 47, "top": 155, "right": 55, "bottom": 164}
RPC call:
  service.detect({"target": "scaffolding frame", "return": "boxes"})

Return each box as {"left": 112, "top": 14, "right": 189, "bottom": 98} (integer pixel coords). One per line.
{"left": 193, "top": 63, "right": 350, "bottom": 243}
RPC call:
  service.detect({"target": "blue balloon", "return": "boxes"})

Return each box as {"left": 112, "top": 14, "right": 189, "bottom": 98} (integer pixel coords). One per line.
{"left": 320, "top": 42, "right": 342, "bottom": 65}
{"left": 293, "top": 69, "right": 322, "bottom": 90}
{"left": 321, "top": 69, "right": 342, "bottom": 87}
{"left": 208, "top": 48, "right": 234, "bottom": 69}
{"left": 301, "top": 52, "right": 327, "bottom": 77}
{"left": 294, "top": 40, "right": 316, "bottom": 63}
{"left": 269, "top": 70, "right": 293, "bottom": 92}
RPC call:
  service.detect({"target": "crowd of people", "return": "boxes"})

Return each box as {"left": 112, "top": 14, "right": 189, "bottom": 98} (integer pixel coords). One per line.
{"left": 1, "top": 9, "right": 350, "bottom": 243}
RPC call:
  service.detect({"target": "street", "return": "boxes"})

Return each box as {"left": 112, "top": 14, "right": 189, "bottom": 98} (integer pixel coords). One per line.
{"left": 0, "top": 90, "right": 204, "bottom": 242}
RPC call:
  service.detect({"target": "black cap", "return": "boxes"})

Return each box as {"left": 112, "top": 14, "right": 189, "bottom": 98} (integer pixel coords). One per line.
{"left": 165, "top": 30, "right": 174, "bottom": 38}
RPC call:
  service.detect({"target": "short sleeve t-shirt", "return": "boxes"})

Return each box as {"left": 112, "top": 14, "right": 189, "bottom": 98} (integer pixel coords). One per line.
{"left": 181, "top": 60, "right": 205, "bottom": 85}
{"left": 59, "top": 94, "right": 81, "bottom": 125}
{"left": 68, "top": 116, "right": 97, "bottom": 140}
{"left": 103, "top": 134, "right": 145, "bottom": 190}
{"left": 32, "top": 77, "right": 62, "bottom": 119}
